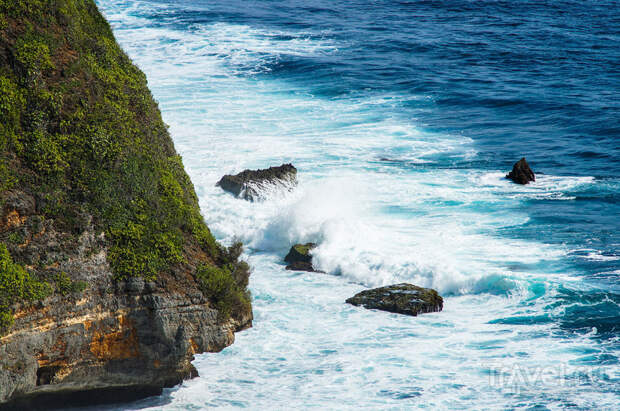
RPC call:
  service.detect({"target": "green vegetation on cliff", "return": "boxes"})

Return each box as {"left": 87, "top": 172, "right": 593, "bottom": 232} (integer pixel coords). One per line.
{"left": 197, "top": 242, "right": 251, "bottom": 321}
{"left": 0, "top": 0, "right": 250, "bottom": 331}
{"left": 0, "top": 244, "right": 50, "bottom": 332}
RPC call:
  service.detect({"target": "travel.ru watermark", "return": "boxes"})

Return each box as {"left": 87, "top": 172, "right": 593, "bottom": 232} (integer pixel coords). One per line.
{"left": 485, "top": 362, "right": 611, "bottom": 393}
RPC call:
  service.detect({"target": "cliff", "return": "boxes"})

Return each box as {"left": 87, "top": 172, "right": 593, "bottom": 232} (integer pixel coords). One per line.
{"left": 0, "top": 0, "right": 251, "bottom": 408}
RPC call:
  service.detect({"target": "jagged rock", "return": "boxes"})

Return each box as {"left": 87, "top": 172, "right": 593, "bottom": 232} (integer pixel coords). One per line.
{"left": 0, "top": 214, "right": 252, "bottom": 410}
{"left": 217, "top": 164, "right": 297, "bottom": 201}
{"left": 284, "top": 243, "right": 316, "bottom": 272}
{"left": 1, "top": 190, "right": 35, "bottom": 216}
{"left": 346, "top": 283, "right": 443, "bottom": 316}
{"left": 506, "top": 157, "right": 535, "bottom": 185}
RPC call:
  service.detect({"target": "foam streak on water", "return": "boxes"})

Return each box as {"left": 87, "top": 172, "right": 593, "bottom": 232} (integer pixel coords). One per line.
{"left": 95, "top": 0, "right": 619, "bottom": 409}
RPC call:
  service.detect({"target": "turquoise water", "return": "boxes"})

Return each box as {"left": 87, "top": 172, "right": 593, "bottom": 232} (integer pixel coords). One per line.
{"left": 96, "top": 0, "right": 619, "bottom": 408}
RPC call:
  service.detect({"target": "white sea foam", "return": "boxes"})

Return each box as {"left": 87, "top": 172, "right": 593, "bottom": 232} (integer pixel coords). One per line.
{"left": 202, "top": 170, "right": 571, "bottom": 297}
{"left": 477, "top": 172, "right": 595, "bottom": 200}
{"left": 599, "top": 269, "right": 620, "bottom": 275}
{"left": 583, "top": 252, "right": 620, "bottom": 262}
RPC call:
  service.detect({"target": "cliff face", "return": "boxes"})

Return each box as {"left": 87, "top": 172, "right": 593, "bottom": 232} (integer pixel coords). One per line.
{"left": 0, "top": 200, "right": 251, "bottom": 407}
{"left": 0, "top": 1, "right": 251, "bottom": 407}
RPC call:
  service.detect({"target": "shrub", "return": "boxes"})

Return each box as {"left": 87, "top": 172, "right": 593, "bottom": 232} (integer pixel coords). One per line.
{"left": 0, "top": 162, "right": 16, "bottom": 192}
{"left": 15, "top": 35, "right": 54, "bottom": 85}
{"left": 0, "top": 76, "right": 24, "bottom": 131}
{"left": 0, "top": 309, "right": 13, "bottom": 333}
{"left": 70, "top": 280, "right": 88, "bottom": 294}
{"left": 53, "top": 271, "right": 88, "bottom": 296}
{"left": 7, "top": 232, "right": 24, "bottom": 245}
{"left": 196, "top": 243, "right": 251, "bottom": 322}
{"left": 24, "top": 130, "right": 68, "bottom": 177}
{"left": 0, "top": 243, "right": 51, "bottom": 334}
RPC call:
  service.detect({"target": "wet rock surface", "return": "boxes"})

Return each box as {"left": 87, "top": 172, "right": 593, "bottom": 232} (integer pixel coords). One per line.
{"left": 506, "top": 157, "right": 536, "bottom": 184}
{"left": 284, "top": 243, "right": 316, "bottom": 272}
{"left": 217, "top": 164, "right": 297, "bottom": 201}
{"left": 346, "top": 283, "right": 443, "bottom": 316}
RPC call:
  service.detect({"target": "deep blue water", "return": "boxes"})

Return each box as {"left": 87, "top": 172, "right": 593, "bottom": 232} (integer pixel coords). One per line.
{"left": 142, "top": 0, "right": 620, "bottom": 282}
{"left": 97, "top": 0, "right": 619, "bottom": 408}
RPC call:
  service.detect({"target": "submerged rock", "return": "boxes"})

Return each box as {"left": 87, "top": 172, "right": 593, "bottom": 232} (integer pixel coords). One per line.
{"left": 346, "top": 283, "right": 443, "bottom": 316}
{"left": 217, "top": 164, "right": 297, "bottom": 201}
{"left": 284, "top": 243, "right": 316, "bottom": 272}
{"left": 506, "top": 157, "right": 535, "bottom": 185}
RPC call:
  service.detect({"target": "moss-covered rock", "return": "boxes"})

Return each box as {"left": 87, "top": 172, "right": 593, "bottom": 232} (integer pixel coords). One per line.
{"left": 284, "top": 243, "right": 316, "bottom": 272}
{"left": 346, "top": 283, "right": 443, "bottom": 316}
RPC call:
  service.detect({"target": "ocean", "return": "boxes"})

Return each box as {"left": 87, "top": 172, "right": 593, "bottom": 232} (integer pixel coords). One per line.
{"left": 95, "top": 0, "right": 619, "bottom": 409}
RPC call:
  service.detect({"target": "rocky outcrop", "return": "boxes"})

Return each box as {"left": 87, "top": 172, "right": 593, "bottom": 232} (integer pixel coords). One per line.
{"left": 0, "top": 200, "right": 252, "bottom": 409}
{"left": 506, "top": 157, "right": 535, "bottom": 184}
{"left": 284, "top": 243, "right": 316, "bottom": 272}
{"left": 346, "top": 283, "right": 443, "bottom": 316}
{"left": 0, "top": 280, "right": 251, "bottom": 410}
{"left": 217, "top": 164, "right": 297, "bottom": 201}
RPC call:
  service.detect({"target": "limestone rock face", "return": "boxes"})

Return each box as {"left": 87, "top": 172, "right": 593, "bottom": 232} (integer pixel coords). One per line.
{"left": 284, "top": 243, "right": 316, "bottom": 272}
{"left": 346, "top": 283, "right": 443, "bottom": 316}
{"left": 217, "top": 164, "right": 297, "bottom": 201}
{"left": 506, "top": 157, "right": 536, "bottom": 184}
{"left": 0, "top": 208, "right": 252, "bottom": 409}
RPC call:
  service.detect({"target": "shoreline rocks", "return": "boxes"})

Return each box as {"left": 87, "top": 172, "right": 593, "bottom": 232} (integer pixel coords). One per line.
{"left": 506, "top": 157, "right": 535, "bottom": 184}
{"left": 0, "top": 214, "right": 252, "bottom": 409}
{"left": 284, "top": 243, "right": 316, "bottom": 272}
{"left": 217, "top": 164, "right": 297, "bottom": 201}
{"left": 346, "top": 283, "right": 443, "bottom": 316}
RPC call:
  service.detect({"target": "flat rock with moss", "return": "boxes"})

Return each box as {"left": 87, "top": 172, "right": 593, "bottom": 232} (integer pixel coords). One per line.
{"left": 346, "top": 283, "right": 443, "bottom": 316}
{"left": 217, "top": 164, "right": 297, "bottom": 201}
{"left": 284, "top": 243, "right": 317, "bottom": 272}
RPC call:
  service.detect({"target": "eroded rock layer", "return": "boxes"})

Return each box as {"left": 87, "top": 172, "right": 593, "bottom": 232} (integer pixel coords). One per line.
{"left": 0, "top": 200, "right": 251, "bottom": 408}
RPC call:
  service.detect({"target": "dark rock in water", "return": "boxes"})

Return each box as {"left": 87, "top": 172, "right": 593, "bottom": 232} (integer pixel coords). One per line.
{"left": 217, "top": 164, "right": 297, "bottom": 201}
{"left": 284, "top": 243, "right": 316, "bottom": 272}
{"left": 286, "top": 260, "right": 315, "bottom": 272}
{"left": 506, "top": 157, "right": 535, "bottom": 185}
{"left": 285, "top": 243, "right": 315, "bottom": 264}
{"left": 346, "top": 283, "right": 443, "bottom": 316}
